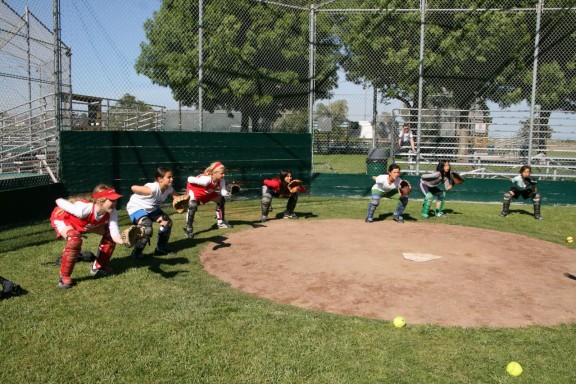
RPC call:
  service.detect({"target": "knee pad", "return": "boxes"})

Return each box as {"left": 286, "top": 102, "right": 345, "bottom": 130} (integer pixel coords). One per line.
{"left": 370, "top": 194, "right": 381, "bottom": 207}
{"left": 533, "top": 193, "right": 541, "bottom": 203}
{"left": 424, "top": 192, "right": 433, "bottom": 201}
{"left": 262, "top": 194, "right": 272, "bottom": 206}
{"left": 160, "top": 213, "right": 173, "bottom": 229}
{"left": 65, "top": 229, "right": 82, "bottom": 250}
{"left": 503, "top": 192, "right": 512, "bottom": 202}
{"left": 136, "top": 217, "right": 154, "bottom": 248}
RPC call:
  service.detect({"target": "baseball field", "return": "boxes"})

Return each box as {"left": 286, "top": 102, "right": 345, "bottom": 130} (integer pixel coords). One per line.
{"left": 1, "top": 197, "right": 576, "bottom": 383}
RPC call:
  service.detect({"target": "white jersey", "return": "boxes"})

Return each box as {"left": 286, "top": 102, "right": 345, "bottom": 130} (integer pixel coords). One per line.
{"left": 126, "top": 181, "right": 174, "bottom": 215}
{"left": 371, "top": 174, "right": 402, "bottom": 193}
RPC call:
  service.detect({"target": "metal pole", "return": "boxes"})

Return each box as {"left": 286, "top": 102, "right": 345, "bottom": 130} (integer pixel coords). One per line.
{"left": 198, "top": 0, "right": 204, "bottom": 132}
{"left": 372, "top": 86, "right": 377, "bottom": 148}
{"left": 415, "top": 0, "right": 427, "bottom": 173}
{"left": 308, "top": 5, "right": 316, "bottom": 134}
{"left": 528, "top": 0, "right": 543, "bottom": 166}
{"left": 53, "top": 0, "right": 62, "bottom": 131}
{"left": 26, "top": 7, "right": 32, "bottom": 136}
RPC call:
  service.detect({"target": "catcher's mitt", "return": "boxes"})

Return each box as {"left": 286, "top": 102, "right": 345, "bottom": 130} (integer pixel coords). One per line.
{"left": 398, "top": 180, "right": 412, "bottom": 196}
{"left": 121, "top": 225, "right": 145, "bottom": 248}
{"left": 451, "top": 172, "right": 464, "bottom": 185}
{"left": 523, "top": 177, "right": 537, "bottom": 186}
{"left": 172, "top": 194, "right": 190, "bottom": 214}
{"left": 288, "top": 179, "right": 304, "bottom": 194}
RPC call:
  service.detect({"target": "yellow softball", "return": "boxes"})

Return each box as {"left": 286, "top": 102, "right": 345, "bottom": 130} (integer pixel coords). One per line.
{"left": 506, "top": 361, "right": 523, "bottom": 377}
{"left": 393, "top": 316, "right": 406, "bottom": 328}
{"left": 567, "top": 236, "right": 574, "bottom": 244}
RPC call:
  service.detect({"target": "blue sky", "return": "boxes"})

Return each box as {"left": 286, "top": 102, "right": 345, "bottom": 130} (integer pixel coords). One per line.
{"left": 6, "top": 0, "right": 177, "bottom": 107}
{"left": 5, "top": 0, "right": 392, "bottom": 116}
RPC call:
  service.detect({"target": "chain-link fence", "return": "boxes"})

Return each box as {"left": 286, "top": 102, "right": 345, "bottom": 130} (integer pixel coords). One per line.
{"left": 1, "top": 0, "right": 576, "bottom": 186}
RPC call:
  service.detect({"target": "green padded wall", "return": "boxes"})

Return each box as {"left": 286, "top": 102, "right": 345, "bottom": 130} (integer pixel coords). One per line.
{"left": 60, "top": 131, "right": 312, "bottom": 206}
{"left": 310, "top": 173, "right": 575, "bottom": 205}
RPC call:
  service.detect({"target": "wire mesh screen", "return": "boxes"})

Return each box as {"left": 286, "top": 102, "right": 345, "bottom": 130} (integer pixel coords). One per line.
{"left": 1, "top": 0, "right": 576, "bottom": 185}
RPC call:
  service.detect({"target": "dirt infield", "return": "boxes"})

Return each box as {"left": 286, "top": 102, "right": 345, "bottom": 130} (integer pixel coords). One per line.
{"left": 200, "top": 219, "right": 576, "bottom": 328}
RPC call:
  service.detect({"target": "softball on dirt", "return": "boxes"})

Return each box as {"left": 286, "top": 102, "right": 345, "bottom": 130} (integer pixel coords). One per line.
{"left": 506, "top": 361, "right": 523, "bottom": 377}
{"left": 567, "top": 236, "right": 574, "bottom": 244}
{"left": 393, "top": 316, "right": 406, "bottom": 328}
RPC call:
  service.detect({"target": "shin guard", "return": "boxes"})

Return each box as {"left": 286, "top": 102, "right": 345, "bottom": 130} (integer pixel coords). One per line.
{"left": 186, "top": 199, "right": 198, "bottom": 230}
{"left": 501, "top": 192, "right": 511, "bottom": 216}
{"left": 94, "top": 228, "right": 116, "bottom": 270}
{"left": 261, "top": 193, "right": 272, "bottom": 216}
{"left": 533, "top": 193, "right": 542, "bottom": 218}
{"left": 157, "top": 213, "right": 172, "bottom": 250}
{"left": 366, "top": 194, "right": 380, "bottom": 221}
{"left": 215, "top": 198, "right": 225, "bottom": 223}
{"left": 59, "top": 229, "right": 82, "bottom": 278}
{"left": 422, "top": 193, "right": 433, "bottom": 217}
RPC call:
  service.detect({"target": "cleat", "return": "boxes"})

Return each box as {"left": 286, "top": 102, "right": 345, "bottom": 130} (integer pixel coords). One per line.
{"left": 260, "top": 215, "right": 268, "bottom": 223}
{"left": 283, "top": 213, "right": 298, "bottom": 219}
{"left": 154, "top": 248, "right": 176, "bottom": 256}
{"left": 217, "top": 221, "right": 233, "bottom": 229}
{"left": 534, "top": 215, "right": 543, "bottom": 220}
{"left": 393, "top": 214, "right": 404, "bottom": 223}
{"left": 435, "top": 211, "right": 445, "bottom": 218}
{"left": 421, "top": 213, "right": 429, "bottom": 219}
{"left": 499, "top": 212, "right": 508, "bottom": 217}
{"left": 90, "top": 266, "right": 113, "bottom": 277}
{"left": 58, "top": 275, "right": 73, "bottom": 289}
{"left": 183, "top": 227, "right": 194, "bottom": 239}
{"left": 365, "top": 217, "right": 374, "bottom": 223}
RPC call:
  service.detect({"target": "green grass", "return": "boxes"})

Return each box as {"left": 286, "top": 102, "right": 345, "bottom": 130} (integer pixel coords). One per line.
{"left": 1, "top": 198, "right": 576, "bottom": 383}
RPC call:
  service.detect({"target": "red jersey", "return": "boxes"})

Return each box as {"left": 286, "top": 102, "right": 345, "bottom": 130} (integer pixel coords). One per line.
{"left": 186, "top": 174, "right": 222, "bottom": 201}
{"left": 50, "top": 201, "right": 110, "bottom": 237}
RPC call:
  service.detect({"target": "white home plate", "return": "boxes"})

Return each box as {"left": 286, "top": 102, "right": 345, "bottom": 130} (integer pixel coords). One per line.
{"left": 403, "top": 253, "right": 443, "bottom": 262}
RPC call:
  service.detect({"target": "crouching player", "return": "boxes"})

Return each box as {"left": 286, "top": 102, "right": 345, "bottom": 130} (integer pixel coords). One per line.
{"left": 365, "top": 163, "right": 410, "bottom": 223}
{"left": 183, "top": 161, "right": 232, "bottom": 239}
{"left": 127, "top": 166, "right": 181, "bottom": 259}
{"left": 419, "top": 160, "right": 454, "bottom": 218}
{"left": 499, "top": 165, "right": 543, "bottom": 220}
{"left": 50, "top": 185, "right": 125, "bottom": 289}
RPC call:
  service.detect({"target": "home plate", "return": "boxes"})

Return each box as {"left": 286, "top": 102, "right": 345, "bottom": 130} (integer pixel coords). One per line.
{"left": 403, "top": 253, "right": 443, "bottom": 262}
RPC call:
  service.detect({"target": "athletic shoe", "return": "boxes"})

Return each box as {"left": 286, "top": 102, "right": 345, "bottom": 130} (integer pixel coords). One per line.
{"left": 534, "top": 214, "right": 543, "bottom": 220}
{"left": 365, "top": 217, "right": 374, "bottom": 223}
{"left": 283, "top": 213, "right": 298, "bottom": 219}
{"left": 58, "top": 275, "right": 73, "bottom": 289}
{"left": 499, "top": 212, "right": 508, "bottom": 217}
{"left": 217, "top": 221, "right": 233, "bottom": 229}
{"left": 435, "top": 211, "right": 445, "bottom": 218}
{"left": 260, "top": 215, "right": 268, "bottom": 223}
{"left": 183, "top": 227, "right": 194, "bottom": 239}
{"left": 421, "top": 213, "right": 429, "bottom": 219}
{"left": 154, "top": 248, "right": 176, "bottom": 256}
{"left": 90, "top": 266, "right": 113, "bottom": 277}
{"left": 393, "top": 214, "right": 404, "bottom": 223}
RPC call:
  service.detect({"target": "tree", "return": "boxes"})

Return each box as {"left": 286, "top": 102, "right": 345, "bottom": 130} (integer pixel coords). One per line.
{"left": 108, "top": 93, "right": 155, "bottom": 130}
{"left": 336, "top": 0, "right": 548, "bottom": 154}
{"left": 135, "top": 0, "right": 341, "bottom": 132}
{"left": 316, "top": 99, "right": 349, "bottom": 129}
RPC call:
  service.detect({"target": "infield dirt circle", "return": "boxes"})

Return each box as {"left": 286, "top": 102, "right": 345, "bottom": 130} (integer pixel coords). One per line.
{"left": 200, "top": 219, "right": 576, "bottom": 328}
